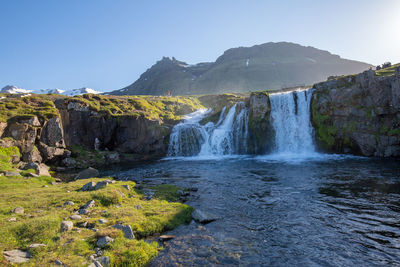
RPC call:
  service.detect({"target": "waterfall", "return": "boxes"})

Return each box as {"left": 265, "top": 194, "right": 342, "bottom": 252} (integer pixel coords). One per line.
{"left": 167, "top": 102, "right": 249, "bottom": 157}
{"left": 269, "top": 89, "right": 315, "bottom": 155}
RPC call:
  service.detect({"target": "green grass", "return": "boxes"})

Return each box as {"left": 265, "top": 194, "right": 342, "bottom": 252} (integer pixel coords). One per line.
{"left": 0, "top": 95, "right": 60, "bottom": 123}
{"left": 0, "top": 146, "right": 20, "bottom": 171}
{"left": 68, "top": 94, "right": 205, "bottom": 123}
{"left": 376, "top": 63, "right": 400, "bottom": 77}
{"left": 0, "top": 175, "right": 192, "bottom": 266}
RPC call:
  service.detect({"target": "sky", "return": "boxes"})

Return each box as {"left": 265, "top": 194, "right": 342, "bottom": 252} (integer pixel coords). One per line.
{"left": 1, "top": 0, "right": 399, "bottom": 92}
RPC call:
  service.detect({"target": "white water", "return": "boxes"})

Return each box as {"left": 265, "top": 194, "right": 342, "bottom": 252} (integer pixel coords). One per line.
{"left": 168, "top": 89, "right": 317, "bottom": 159}
{"left": 268, "top": 89, "right": 316, "bottom": 157}
{"left": 167, "top": 102, "right": 249, "bottom": 157}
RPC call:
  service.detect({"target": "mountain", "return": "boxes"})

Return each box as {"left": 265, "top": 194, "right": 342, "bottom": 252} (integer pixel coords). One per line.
{"left": 110, "top": 42, "right": 373, "bottom": 96}
{"left": 37, "top": 88, "right": 66, "bottom": 94}
{"left": 40, "top": 87, "right": 101, "bottom": 96}
{"left": 1, "top": 85, "right": 32, "bottom": 94}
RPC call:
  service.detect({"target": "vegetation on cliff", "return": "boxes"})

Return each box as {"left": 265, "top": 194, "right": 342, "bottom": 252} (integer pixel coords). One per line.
{"left": 0, "top": 95, "right": 60, "bottom": 123}
{"left": 68, "top": 94, "right": 204, "bottom": 123}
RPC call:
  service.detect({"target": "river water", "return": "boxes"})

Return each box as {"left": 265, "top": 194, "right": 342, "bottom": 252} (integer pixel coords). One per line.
{"left": 111, "top": 155, "right": 400, "bottom": 266}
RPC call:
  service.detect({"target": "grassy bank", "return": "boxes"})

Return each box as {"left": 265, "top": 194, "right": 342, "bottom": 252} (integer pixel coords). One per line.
{"left": 0, "top": 174, "right": 192, "bottom": 266}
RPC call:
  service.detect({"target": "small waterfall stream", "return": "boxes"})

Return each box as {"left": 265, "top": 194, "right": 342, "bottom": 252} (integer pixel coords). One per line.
{"left": 167, "top": 102, "right": 249, "bottom": 157}
{"left": 269, "top": 89, "right": 315, "bottom": 155}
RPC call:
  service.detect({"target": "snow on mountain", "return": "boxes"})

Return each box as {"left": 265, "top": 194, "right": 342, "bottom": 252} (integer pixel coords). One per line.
{"left": 37, "top": 88, "right": 66, "bottom": 94}
{"left": 1, "top": 85, "right": 32, "bottom": 94}
{"left": 63, "top": 88, "right": 101, "bottom": 96}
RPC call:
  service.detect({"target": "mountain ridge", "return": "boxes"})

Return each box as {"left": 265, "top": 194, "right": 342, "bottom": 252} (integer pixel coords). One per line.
{"left": 110, "top": 42, "right": 373, "bottom": 96}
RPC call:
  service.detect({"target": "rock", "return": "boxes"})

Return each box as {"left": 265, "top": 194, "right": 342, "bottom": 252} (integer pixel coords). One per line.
{"left": 40, "top": 117, "right": 65, "bottom": 148}
{"left": 79, "top": 209, "right": 89, "bottom": 215}
{"left": 62, "top": 157, "right": 76, "bottom": 168}
{"left": 96, "top": 236, "right": 114, "bottom": 248}
{"left": 26, "top": 162, "right": 51, "bottom": 176}
{"left": 9, "top": 217, "right": 17, "bottom": 222}
{"left": 135, "top": 205, "right": 142, "bottom": 210}
{"left": 70, "top": 214, "right": 82, "bottom": 220}
{"left": 3, "top": 249, "right": 31, "bottom": 263}
{"left": 104, "top": 152, "right": 120, "bottom": 164}
{"left": 22, "top": 148, "right": 42, "bottom": 164}
{"left": 55, "top": 259, "right": 63, "bottom": 265}
{"left": 96, "top": 256, "right": 110, "bottom": 267}
{"left": 159, "top": 235, "right": 175, "bottom": 241}
{"left": 60, "top": 220, "right": 73, "bottom": 232}
{"left": 5, "top": 171, "right": 20, "bottom": 177}
{"left": 88, "top": 260, "right": 103, "bottom": 267}
{"left": 28, "top": 243, "right": 46, "bottom": 249}
{"left": 63, "top": 201, "right": 75, "bottom": 206}
{"left": 98, "top": 219, "right": 108, "bottom": 224}
{"left": 112, "top": 224, "right": 135, "bottom": 239}
{"left": 94, "top": 180, "right": 110, "bottom": 190}
{"left": 82, "top": 200, "right": 96, "bottom": 209}
{"left": 122, "top": 185, "right": 130, "bottom": 190}
{"left": 74, "top": 167, "right": 99, "bottom": 180}
{"left": 37, "top": 142, "right": 65, "bottom": 162}
{"left": 25, "top": 172, "right": 39, "bottom": 177}
{"left": 11, "top": 207, "right": 24, "bottom": 214}
{"left": 192, "top": 209, "right": 218, "bottom": 224}
{"left": 82, "top": 181, "right": 96, "bottom": 191}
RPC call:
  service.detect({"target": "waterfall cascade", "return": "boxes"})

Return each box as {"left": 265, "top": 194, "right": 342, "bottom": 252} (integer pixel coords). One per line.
{"left": 167, "top": 88, "right": 315, "bottom": 158}
{"left": 269, "top": 89, "right": 315, "bottom": 155}
{"left": 167, "top": 102, "right": 249, "bottom": 157}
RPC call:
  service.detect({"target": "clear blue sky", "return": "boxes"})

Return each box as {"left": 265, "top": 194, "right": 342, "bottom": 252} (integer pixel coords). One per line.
{"left": 1, "top": 0, "right": 399, "bottom": 92}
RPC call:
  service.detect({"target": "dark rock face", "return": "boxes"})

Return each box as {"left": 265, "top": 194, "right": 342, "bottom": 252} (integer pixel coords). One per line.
{"left": 311, "top": 70, "right": 400, "bottom": 157}
{"left": 110, "top": 42, "right": 372, "bottom": 96}
{"left": 247, "top": 92, "right": 274, "bottom": 154}
{"left": 60, "top": 101, "right": 170, "bottom": 156}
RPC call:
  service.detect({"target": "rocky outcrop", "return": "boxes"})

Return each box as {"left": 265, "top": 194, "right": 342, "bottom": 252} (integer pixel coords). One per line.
{"left": 59, "top": 100, "right": 170, "bottom": 156}
{"left": 247, "top": 92, "right": 274, "bottom": 153}
{"left": 311, "top": 68, "right": 400, "bottom": 157}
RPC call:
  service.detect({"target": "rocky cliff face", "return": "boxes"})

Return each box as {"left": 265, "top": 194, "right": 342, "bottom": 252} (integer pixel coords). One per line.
{"left": 58, "top": 100, "right": 169, "bottom": 156}
{"left": 111, "top": 42, "right": 372, "bottom": 96}
{"left": 311, "top": 68, "right": 400, "bottom": 157}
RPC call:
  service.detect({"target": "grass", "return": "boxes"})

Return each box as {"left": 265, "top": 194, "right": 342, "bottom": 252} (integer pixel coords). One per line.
{"left": 0, "top": 175, "right": 193, "bottom": 266}
{"left": 68, "top": 94, "right": 205, "bottom": 123}
{"left": 0, "top": 146, "right": 20, "bottom": 172}
{"left": 0, "top": 95, "right": 60, "bottom": 123}
{"left": 376, "top": 63, "right": 400, "bottom": 77}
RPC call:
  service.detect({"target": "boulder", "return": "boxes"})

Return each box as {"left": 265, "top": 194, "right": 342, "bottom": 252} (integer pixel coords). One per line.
{"left": 5, "top": 171, "right": 20, "bottom": 177}
{"left": 22, "top": 148, "right": 42, "bottom": 163}
{"left": 96, "top": 256, "right": 110, "bottom": 267}
{"left": 81, "top": 182, "right": 96, "bottom": 191}
{"left": 63, "top": 201, "right": 75, "bottom": 206}
{"left": 70, "top": 215, "right": 82, "bottom": 220}
{"left": 40, "top": 117, "right": 65, "bottom": 148}
{"left": 81, "top": 200, "right": 96, "bottom": 210}
{"left": 192, "top": 209, "right": 218, "bottom": 224}
{"left": 78, "top": 209, "right": 89, "bottom": 215}
{"left": 3, "top": 249, "right": 31, "bottom": 263}
{"left": 28, "top": 243, "right": 46, "bottom": 249}
{"left": 62, "top": 157, "right": 77, "bottom": 168}
{"left": 88, "top": 260, "right": 103, "bottom": 267}
{"left": 60, "top": 220, "right": 73, "bottom": 232}
{"left": 96, "top": 236, "right": 114, "bottom": 248}
{"left": 37, "top": 142, "right": 65, "bottom": 162}
{"left": 11, "top": 207, "right": 24, "bottom": 214}
{"left": 98, "top": 219, "right": 108, "bottom": 224}
{"left": 26, "top": 162, "right": 51, "bottom": 176}
{"left": 74, "top": 167, "right": 99, "bottom": 180}
{"left": 112, "top": 224, "right": 135, "bottom": 239}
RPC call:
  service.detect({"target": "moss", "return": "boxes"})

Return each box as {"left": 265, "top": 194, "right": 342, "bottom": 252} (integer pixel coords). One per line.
{"left": 388, "top": 128, "right": 400, "bottom": 136}
{"left": 68, "top": 94, "right": 205, "bottom": 123}
{"left": 150, "top": 184, "right": 181, "bottom": 202}
{"left": 0, "top": 176, "right": 192, "bottom": 266}
{"left": 0, "top": 146, "right": 20, "bottom": 171}
{"left": 376, "top": 63, "right": 400, "bottom": 77}
{"left": 0, "top": 95, "right": 60, "bottom": 123}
